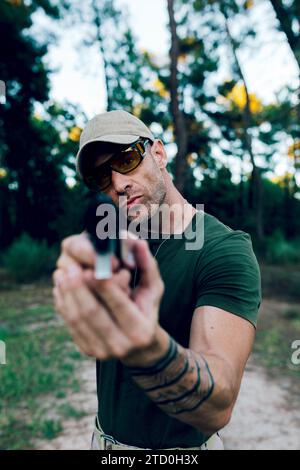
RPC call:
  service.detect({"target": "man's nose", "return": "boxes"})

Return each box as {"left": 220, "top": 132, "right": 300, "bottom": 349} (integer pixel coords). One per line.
{"left": 111, "top": 170, "right": 132, "bottom": 193}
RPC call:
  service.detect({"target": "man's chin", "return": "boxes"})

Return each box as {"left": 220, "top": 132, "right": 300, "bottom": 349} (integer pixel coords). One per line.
{"left": 127, "top": 212, "right": 148, "bottom": 225}
{"left": 127, "top": 205, "right": 150, "bottom": 225}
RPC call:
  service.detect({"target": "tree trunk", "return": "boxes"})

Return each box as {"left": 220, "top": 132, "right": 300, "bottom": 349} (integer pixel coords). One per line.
{"left": 223, "top": 13, "right": 265, "bottom": 241}
{"left": 91, "top": 0, "right": 113, "bottom": 111}
{"left": 167, "top": 0, "right": 188, "bottom": 194}
{"left": 269, "top": 0, "right": 300, "bottom": 61}
{"left": 269, "top": 0, "right": 300, "bottom": 176}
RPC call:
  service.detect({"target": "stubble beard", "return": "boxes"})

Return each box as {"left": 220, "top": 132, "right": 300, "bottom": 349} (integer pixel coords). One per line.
{"left": 126, "top": 179, "right": 167, "bottom": 235}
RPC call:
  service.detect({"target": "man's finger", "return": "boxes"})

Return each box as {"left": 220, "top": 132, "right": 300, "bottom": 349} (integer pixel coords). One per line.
{"left": 62, "top": 233, "right": 96, "bottom": 268}
{"left": 53, "top": 276, "right": 106, "bottom": 357}
{"left": 56, "top": 253, "right": 82, "bottom": 275}
{"left": 89, "top": 278, "right": 151, "bottom": 344}
{"left": 84, "top": 268, "right": 132, "bottom": 296}
{"left": 68, "top": 276, "right": 132, "bottom": 358}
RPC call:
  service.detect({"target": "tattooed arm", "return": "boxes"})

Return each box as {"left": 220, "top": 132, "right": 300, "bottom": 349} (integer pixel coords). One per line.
{"left": 123, "top": 305, "right": 255, "bottom": 436}
{"left": 54, "top": 232, "right": 254, "bottom": 435}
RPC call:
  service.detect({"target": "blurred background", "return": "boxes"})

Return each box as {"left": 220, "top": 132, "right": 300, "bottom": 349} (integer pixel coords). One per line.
{"left": 0, "top": 0, "right": 299, "bottom": 450}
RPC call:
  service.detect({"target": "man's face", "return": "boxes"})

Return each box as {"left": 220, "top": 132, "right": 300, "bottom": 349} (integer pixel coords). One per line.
{"left": 94, "top": 140, "right": 167, "bottom": 224}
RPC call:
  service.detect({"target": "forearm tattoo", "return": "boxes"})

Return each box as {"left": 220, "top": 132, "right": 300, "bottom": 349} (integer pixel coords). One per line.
{"left": 126, "top": 337, "right": 214, "bottom": 416}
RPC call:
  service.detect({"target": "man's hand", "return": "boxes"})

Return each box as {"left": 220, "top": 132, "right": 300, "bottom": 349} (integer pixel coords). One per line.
{"left": 52, "top": 233, "right": 166, "bottom": 363}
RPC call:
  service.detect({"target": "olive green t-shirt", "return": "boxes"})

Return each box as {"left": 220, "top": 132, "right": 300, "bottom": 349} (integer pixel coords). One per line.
{"left": 96, "top": 210, "right": 262, "bottom": 448}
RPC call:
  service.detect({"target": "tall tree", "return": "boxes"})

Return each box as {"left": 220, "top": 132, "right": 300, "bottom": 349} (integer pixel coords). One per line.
{"left": 167, "top": 0, "right": 188, "bottom": 193}
{"left": 221, "top": 2, "right": 265, "bottom": 241}
{"left": 269, "top": 0, "right": 300, "bottom": 67}
{"left": 0, "top": 0, "right": 78, "bottom": 246}
{"left": 162, "top": 0, "right": 220, "bottom": 193}
{"left": 269, "top": 0, "right": 300, "bottom": 172}
{"left": 79, "top": 0, "right": 218, "bottom": 194}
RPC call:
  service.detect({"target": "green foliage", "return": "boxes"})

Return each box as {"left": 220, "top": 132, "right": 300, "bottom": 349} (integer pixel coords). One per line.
{"left": 282, "top": 309, "right": 299, "bottom": 321}
{"left": 255, "top": 312, "right": 300, "bottom": 379}
{"left": 255, "top": 329, "right": 284, "bottom": 368}
{"left": 269, "top": 0, "right": 300, "bottom": 68}
{"left": 0, "top": 0, "right": 87, "bottom": 249}
{"left": 3, "top": 233, "right": 58, "bottom": 283}
{"left": 58, "top": 403, "right": 86, "bottom": 419}
{"left": 265, "top": 229, "right": 300, "bottom": 265}
{"left": 261, "top": 264, "right": 300, "bottom": 301}
{"left": 1, "top": 0, "right": 299, "bottom": 251}
{"left": 0, "top": 286, "right": 86, "bottom": 449}
{"left": 40, "top": 420, "right": 63, "bottom": 440}
{"left": 49, "top": 184, "right": 88, "bottom": 240}
{"left": 0, "top": 327, "right": 73, "bottom": 401}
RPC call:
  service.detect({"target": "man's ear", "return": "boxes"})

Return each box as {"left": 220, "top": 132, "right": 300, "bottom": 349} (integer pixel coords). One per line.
{"left": 151, "top": 140, "right": 167, "bottom": 169}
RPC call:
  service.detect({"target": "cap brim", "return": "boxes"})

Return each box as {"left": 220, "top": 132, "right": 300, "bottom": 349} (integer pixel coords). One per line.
{"left": 76, "top": 134, "right": 140, "bottom": 174}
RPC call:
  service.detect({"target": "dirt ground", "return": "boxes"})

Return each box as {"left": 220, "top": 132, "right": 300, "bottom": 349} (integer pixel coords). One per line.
{"left": 34, "top": 354, "right": 300, "bottom": 451}
{"left": 222, "top": 356, "right": 300, "bottom": 450}
{"left": 3, "top": 278, "right": 298, "bottom": 450}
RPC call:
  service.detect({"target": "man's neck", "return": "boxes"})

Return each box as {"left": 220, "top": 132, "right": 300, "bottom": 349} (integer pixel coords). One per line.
{"left": 147, "top": 185, "right": 197, "bottom": 235}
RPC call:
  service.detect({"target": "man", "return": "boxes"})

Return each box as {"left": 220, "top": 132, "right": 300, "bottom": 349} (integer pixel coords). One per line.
{"left": 53, "top": 110, "right": 261, "bottom": 450}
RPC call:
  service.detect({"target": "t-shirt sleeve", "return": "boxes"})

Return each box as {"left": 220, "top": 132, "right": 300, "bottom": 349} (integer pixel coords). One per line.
{"left": 194, "top": 231, "right": 262, "bottom": 327}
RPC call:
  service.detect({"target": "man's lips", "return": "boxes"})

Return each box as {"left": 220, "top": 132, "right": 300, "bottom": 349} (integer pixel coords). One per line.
{"left": 126, "top": 196, "right": 142, "bottom": 209}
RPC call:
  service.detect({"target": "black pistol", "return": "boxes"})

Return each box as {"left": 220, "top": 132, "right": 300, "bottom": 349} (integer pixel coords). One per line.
{"left": 85, "top": 194, "right": 122, "bottom": 279}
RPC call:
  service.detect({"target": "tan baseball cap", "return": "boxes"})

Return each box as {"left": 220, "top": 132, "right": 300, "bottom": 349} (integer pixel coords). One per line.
{"left": 76, "top": 110, "right": 154, "bottom": 177}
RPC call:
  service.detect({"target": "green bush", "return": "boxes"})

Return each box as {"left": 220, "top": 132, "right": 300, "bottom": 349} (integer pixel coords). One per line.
{"left": 3, "top": 234, "right": 58, "bottom": 283}
{"left": 40, "top": 419, "right": 63, "bottom": 440}
{"left": 265, "top": 229, "right": 300, "bottom": 265}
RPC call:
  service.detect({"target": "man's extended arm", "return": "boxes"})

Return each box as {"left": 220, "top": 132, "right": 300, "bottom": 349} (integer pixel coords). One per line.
{"left": 54, "top": 234, "right": 255, "bottom": 437}
{"left": 123, "top": 306, "right": 255, "bottom": 436}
